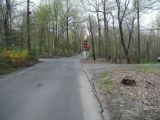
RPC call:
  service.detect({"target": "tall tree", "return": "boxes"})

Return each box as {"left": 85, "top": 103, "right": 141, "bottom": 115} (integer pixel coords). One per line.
{"left": 89, "top": 15, "right": 96, "bottom": 61}
{"left": 102, "top": 0, "right": 111, "bottom": 60}
{"left": 81, "top": 0, "right": 103, "bottom": 58}
{"left": 27, "top": 0, "right": 31, "bottom": 50}
{"left": 4, "top": 0, "right": 10, "bottom": 47}
{"left": 115, "top": 0, "right": 131, "bottom": 63}
{"left": 66, "top": 0, "right": 69, "bottom": 54}
{"left": 137, "top": 0, "right": 140, "bottom": 63}
{"left": 134, "top": 0, "right": 140, "bottom": 63}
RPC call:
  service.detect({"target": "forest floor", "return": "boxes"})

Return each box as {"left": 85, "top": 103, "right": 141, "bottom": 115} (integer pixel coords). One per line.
{"left": 92, "top": 65, "right": 160, "bottom": 120}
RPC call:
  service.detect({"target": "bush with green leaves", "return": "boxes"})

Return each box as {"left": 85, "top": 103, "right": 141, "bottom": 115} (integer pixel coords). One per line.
{"left": 0, "top": 48, "right": 38, "bottom": 75}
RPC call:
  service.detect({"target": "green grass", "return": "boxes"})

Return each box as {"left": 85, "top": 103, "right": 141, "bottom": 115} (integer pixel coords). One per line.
{"left": 98, "top": 71, "right": 118, "bottom": 91}
{"left": 98, "top": 71, "right": 111, "bottom": 80}
{"left": 140, "top": 58, "right": 158, "bottom": 64}
{"left": 98, "top": 65, "right": 160, "bottom": 92}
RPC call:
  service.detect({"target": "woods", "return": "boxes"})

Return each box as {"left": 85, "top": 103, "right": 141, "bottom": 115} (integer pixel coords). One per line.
{"left": 0, "top": 0, "right": 85, "bottom": 57}
{"left": 83, "top": 0, "right": 160, "bottom": 63}
{"left": 0, "top": 0, "right": 160, "bottom": 64}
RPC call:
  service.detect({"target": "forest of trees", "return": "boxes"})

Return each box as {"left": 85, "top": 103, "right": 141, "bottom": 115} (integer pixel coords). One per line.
{"left": 0, "top": 0, "right": 160, "bottom": 63}
{"left": 0, "top": 0, "right": 85, "bottom": 57}
{"left": 83, "top": 0, "right": 160, "bottom": 63}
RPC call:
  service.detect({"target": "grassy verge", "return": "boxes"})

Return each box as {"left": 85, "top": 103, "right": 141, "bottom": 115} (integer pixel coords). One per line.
{"left": 98, "top": 65, "right": 160, "bottom": 92}
{"left": 98, "top": 71, "right": 119, "bottom": 92}
{"left": 114, "top": 65, "right": 160, "bottom": 74}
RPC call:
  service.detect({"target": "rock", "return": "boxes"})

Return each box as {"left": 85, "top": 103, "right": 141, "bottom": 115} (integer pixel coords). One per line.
{"left": 121, "top": 76, "right": 136, "bottom": 86}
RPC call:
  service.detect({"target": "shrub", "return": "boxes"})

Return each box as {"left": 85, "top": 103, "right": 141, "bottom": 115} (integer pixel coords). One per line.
{"left": 0, "top": 63, "right": 14, "bottom": 74}
{"left": 1, "top": 49, "right": 29, "bottom": 67}
{"left": 28, "top": 49, "right": 39, "bottom": 61}
{"left": 0, "top": 49, "right": 39, "bottom": 75}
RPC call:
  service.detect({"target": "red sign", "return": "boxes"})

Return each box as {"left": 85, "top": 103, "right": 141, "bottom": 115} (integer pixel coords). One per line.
{"left": 83, "top": 41, "right": 90, "bottom": 51}
{"left": 84, "top": 43, "right": 89, "bottom": 48}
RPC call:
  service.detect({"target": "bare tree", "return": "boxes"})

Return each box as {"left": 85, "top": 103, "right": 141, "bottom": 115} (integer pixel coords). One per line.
{"left": 133, "top": 0, "right": 141, "bottom": 63}
{"left": 27, "top": 0, "right": 31, "bottom": 50}
{"left": 0, "top": 0, "right": 5, "bottom": 42}
{"left": 66, "top": 0, "right": 69, "bottom": 54}
{"left": 81, "top": 0, "right": 103, "bottom": 58}
{"left": 102, "top": 0, "right": 112, "bottom": 60}
{"left": 134, "top": 0, "right": 160, "bottom": 63}
{"left": 115, "top": 0, "right": 131, "bottom": 63}
{"left": 89, "top": 15, "right": 96, "bottom": 61}
{"left": 4, "top": 0, "right": 10, "bottom": 47}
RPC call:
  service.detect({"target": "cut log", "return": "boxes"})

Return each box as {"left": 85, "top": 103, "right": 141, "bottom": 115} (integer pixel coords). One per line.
{"left": 121, "top": 76, "right": 136, "bottom": 86}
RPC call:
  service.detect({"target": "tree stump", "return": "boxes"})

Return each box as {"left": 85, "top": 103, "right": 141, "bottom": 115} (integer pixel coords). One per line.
{"left": 121, "top": 76, "right": 136, "bottom": 86}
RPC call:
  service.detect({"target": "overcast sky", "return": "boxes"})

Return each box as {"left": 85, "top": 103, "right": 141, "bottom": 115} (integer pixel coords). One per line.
{"left": 31, "top": 0, "right": 40, "bottom": 5}
{"left": 141, "top": 11, "right": 158, "bottom": 28}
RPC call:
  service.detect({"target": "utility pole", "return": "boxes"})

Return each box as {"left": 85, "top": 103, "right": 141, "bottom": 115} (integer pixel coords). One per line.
{"left": 27, "top": 0, "right": 31, "bottom": 51}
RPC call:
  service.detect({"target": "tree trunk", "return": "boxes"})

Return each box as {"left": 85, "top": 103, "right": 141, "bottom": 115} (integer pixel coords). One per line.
{"left": 112, "top": 16, "right": 118, "bottom": 61}
{"left": 89, "top": 15, "right": 96, "bottom": 61}
{"left": 137, "top": 0, "right": 140, "bottom": 63}
{"left": 103, "top": 0, "right": 108, "bottom": 60}
{"left": 4, "top": 0, "right": 10, "bottom": 48}
{"left": 27, "top": 0, "right": 31, "bottom": 51}
{"left": 103, "top": 0, "right": 111, "bottom": 60}
{"left": 96, "top": 11, "right": 102, "bottom": 58}
{"left": 39, "top": 25, "right": 44, "bottom": 56}
{"left": 54, "top": 3, "right": 59, "bottom": 54}
{"left": 66, "top": 0, "right": 69, "bottom": 55}
{"left": 119, "top": 22, "right": 130, "bottom": 64}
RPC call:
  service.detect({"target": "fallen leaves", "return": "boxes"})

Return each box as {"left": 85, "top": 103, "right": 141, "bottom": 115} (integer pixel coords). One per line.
{"left": 112, "top": 71, "right": 160, "bottom": 110}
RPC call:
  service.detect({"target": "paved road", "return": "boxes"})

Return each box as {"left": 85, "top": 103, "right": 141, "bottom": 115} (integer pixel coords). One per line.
{"left": 0, "top": 56, "right": 101, "bottom": 120}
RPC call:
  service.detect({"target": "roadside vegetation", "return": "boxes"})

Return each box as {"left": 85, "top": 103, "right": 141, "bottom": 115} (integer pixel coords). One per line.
{"left": 0, "top": 0, "right": 85, "bottom": 75}
{"left": 97, "top": 65, "right": 160, "bottom": 120}
{"left": 98, "top": 71, "right": 117, "bottom": 91}
{"left": 113, "top": 65, "right": 160, "bottom": 74}
{"left": 0, "top": 48, "right": 38, "bottom": 75}
{"left": 1, "top": 0, "right": 160, "bottom": 75}
{"left": 81, "top": 0, "right": 160, "bottom": 64}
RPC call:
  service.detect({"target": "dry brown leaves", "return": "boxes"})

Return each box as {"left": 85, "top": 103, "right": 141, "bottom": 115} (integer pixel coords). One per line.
{"left": 112, "top": 71, "right": 160, "bottom": 110}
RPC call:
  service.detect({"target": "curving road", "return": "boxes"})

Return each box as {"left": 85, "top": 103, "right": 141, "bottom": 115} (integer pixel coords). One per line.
{"left": 0, "top": 56, "right": 102, "bottom": 120}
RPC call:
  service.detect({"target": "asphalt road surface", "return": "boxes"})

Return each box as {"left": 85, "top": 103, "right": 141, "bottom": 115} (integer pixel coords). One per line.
{"left": 0, "top": 56, "right": 102, "bottom": 120}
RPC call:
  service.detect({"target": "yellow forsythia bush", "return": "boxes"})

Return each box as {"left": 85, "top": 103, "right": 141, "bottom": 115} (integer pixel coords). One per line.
{"left": 1, "top": 49, "right": 29, "bottom": 67}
